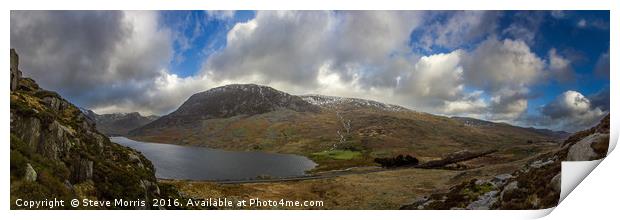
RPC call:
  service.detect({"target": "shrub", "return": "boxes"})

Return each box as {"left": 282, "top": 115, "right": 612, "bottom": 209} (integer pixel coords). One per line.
{"left": 374, "top": 154, "right": 419, "bottom": 168}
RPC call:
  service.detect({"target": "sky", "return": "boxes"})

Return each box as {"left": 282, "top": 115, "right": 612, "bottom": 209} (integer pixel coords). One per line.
{"left": 10, "top": 10, "right": 609, "bottom": 132}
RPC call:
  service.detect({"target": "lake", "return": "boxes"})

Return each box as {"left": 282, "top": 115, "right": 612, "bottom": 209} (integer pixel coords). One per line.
{"left": 110, "top": 137, "right": 317, "bottom": 181}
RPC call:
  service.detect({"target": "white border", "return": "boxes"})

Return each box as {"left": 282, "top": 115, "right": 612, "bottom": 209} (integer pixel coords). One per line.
{"left": 3, "top": 1, "right": 617, "bottom": 219}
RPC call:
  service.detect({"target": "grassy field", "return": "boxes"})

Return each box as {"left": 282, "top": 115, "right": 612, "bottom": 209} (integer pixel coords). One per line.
{"left": 311, "top": 150, "right": 362, "bottom": 160}
{"left": 163, "top": 168, "right": 458, "bottom": 209}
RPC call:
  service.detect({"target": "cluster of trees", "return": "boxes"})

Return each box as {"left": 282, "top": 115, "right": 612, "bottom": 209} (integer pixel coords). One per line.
{"left": 374, "top": 154, "right": 419, "bottom": 168}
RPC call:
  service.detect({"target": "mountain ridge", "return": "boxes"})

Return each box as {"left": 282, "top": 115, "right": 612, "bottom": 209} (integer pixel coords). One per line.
{"left": 451, "top": 116, "right": 570, "bottom": 139}
{"left": 82, "top": 110, "right": 159, "bottom": 136}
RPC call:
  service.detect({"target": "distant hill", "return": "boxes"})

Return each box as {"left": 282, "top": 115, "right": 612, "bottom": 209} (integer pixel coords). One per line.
{"left": 82, "top": 110, "right": 158, "bottom": 136}
{"left": 451, "top": 116, "right": 570, "bottom": 139}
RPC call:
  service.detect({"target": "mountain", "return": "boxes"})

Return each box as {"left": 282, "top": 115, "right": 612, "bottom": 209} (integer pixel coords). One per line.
{"left": 9, "top": 49, "right": 179, "bottom": 209}
{"left": 130, "top": 84, "right": 564, "bottom": 171}
{"left": 82, "top": 110, "right": 159, "bottom": 136}
{"left": 134, "top": 84, "right": 320, "bottom": 132}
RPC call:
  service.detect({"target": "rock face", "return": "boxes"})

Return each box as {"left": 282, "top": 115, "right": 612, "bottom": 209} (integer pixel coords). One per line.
{"left": 9, "top": 49, "right": 176, "bottom": 209}
{"left": 401, "top": 114, "right": 610, "bottom": 210}
{"left": 83, "top": 110, "right": 158, "bottom": 136}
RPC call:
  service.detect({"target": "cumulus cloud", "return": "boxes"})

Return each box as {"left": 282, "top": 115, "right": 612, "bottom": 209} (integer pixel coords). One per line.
{"left": 487, "top": 88, "right": 531, "bottom": 120}
{"left": 540, "top": 90, "right": 607, "bottom": 132}
{"left": 460, "top": 37, "right": 544, "bottom": 120}
{"left": 397, "top": 50, "right": 464, "bottom": 102}
{"left": 463, "top": 38, "right": 544, "bottom": 92}
{"left": 205, "top": 11, "right": 422, "bottom": 89}
{"left": 204, "top": 11, "right": 335, "bottom": 87}
{"left": 441, "top": 91, "right": 487, "bottom": 116}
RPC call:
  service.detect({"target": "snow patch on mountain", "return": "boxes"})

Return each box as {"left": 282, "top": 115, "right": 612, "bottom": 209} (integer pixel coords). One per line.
{"left": 300, "top": 94, "right": 409, "bottom": 112}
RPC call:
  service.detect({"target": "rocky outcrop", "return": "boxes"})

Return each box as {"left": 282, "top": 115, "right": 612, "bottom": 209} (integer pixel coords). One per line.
{"left": 567, "top": 133, "right": 609, "bottom": 161}
{"left": 10, "top": 49, "right": 21, "bottom": 91}
{"left": 564, "top": 115, "right": 610, "bottom": 161}
{"left": 9, "top": 49, "right": 179, "bottom": 209}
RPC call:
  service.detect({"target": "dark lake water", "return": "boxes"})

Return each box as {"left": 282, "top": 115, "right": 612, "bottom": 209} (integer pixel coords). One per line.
{"left": 110, "top": 137, "right": 317, "bottom": 181}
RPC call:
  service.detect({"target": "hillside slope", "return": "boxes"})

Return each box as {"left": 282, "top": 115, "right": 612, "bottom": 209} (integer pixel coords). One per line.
{"left": 9, "top": 49, "right": 179, "bottom": 209}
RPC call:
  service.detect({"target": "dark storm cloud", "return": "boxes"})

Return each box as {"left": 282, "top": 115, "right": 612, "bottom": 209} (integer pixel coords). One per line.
{"left": 11, "top": 11, "right": 126, "bottom": 94}
{"left": 10, "top": 11, "right": 176, "bottom": 114}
